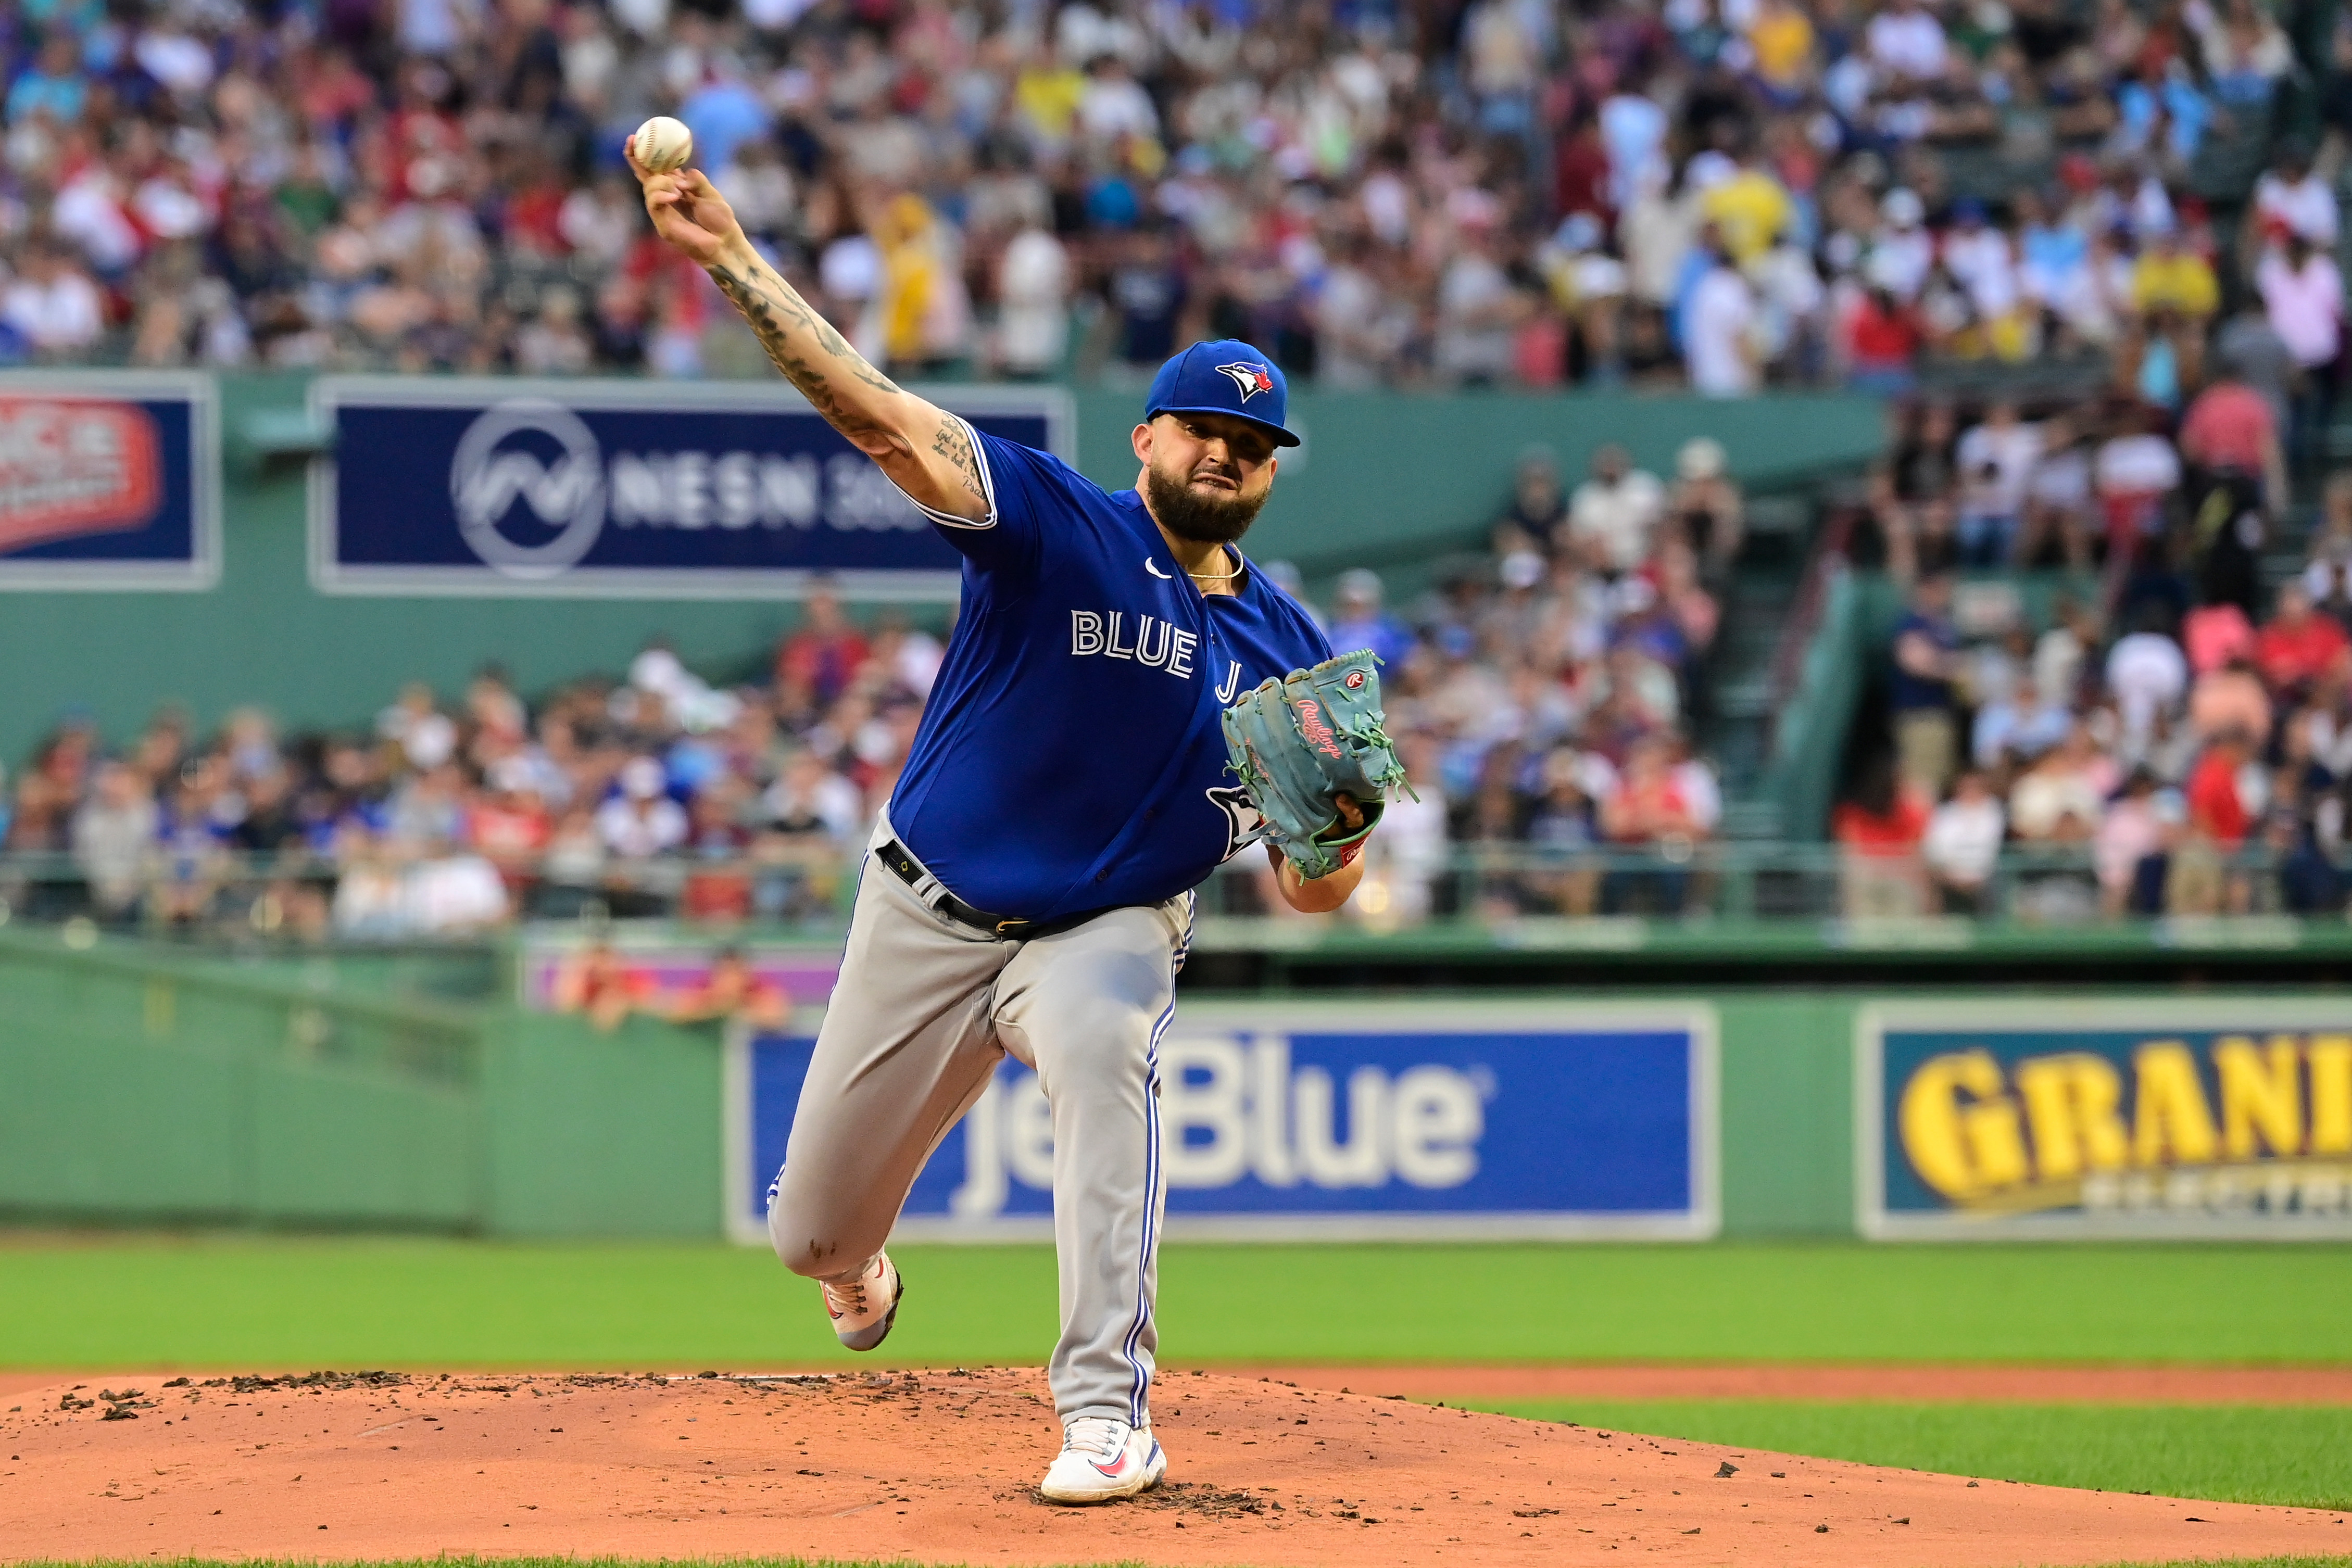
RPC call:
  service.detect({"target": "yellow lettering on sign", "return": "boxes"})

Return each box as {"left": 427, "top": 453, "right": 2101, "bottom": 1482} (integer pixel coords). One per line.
{"left": 2132, "top": 1042, "right": 2219, "bottom": 1167}
{"left": 2309, "top": 1036, "right": 2352, "bottom": 1156}
{"left": 2014, "top": 1054, "right": 2130, "bottom": 1180}
{"left": 1899, "top": 1049, "right": 2029, "bottom": 1200}
{"left": 2214, "top": 1035, "right": 2303, "bottom": 1159}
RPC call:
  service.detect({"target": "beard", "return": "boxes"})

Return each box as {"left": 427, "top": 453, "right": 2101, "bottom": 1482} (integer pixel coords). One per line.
{"left": 1144, "top": 461, "right": 1270, "bottom": 545}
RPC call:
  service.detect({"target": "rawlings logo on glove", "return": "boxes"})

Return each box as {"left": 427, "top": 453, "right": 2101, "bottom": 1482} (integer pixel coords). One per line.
{"left": 1219, "top": 649, "right": 1414, "bottom": 880}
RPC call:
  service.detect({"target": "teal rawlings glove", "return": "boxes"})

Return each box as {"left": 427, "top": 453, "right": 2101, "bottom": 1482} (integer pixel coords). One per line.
{"left": 1220, "top": 649, "right": 1414, "bottom": 880}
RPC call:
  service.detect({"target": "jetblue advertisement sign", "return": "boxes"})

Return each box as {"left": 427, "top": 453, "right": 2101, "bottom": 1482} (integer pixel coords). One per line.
{"left": 1859, "top": 998, "right": 2352, "bottom": 1241}
{"left": 308, "top": 377, "right": 1070, "bottom": 600}
{"left": 727, "top": 1002, "right": 1717, "bottom": 1242}
{"left": 0, "top": 371, "right": 218, "bottom": 591}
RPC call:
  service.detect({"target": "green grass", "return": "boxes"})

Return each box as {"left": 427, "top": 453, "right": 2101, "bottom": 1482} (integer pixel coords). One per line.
{"left": 1483, "top": 1400, "right": 2352, "bottom": 1511}
{"left": 3, "top": 1237, "right": 2351, "bottom": 1369}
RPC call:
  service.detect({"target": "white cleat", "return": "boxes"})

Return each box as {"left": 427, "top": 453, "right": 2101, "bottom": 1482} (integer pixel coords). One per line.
{"left": 1038, "top": 1415, "right": 1167, "bottom": 1504}
{"left": 820, "top": 1251, "right": 901, "bottom": 1351}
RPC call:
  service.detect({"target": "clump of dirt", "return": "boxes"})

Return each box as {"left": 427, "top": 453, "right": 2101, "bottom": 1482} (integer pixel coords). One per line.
{"left": 0, "top": 1368, "right": 2338, "bottom": 1566}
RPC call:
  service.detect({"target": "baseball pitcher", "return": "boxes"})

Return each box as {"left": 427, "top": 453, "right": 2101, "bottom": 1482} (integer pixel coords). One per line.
{"left": 631, "top": 141, "right": 1406, "bottom": 1503}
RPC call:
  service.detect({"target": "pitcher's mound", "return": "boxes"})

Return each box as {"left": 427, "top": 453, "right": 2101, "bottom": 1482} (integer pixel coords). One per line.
{"left": 0, "top": 1369, "right": 2336, "bottom": 1565}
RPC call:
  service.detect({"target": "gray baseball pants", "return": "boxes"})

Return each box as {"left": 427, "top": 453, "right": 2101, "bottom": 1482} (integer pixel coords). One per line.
{"left": 766, "top": 817, "right": 1188, "bottom": 1428}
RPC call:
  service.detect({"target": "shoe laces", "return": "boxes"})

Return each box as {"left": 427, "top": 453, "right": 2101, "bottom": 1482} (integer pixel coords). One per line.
{"left": 1061, "top": 1415, "right": 1127, "bottom": 1460}
{"left": 821, "top": 1259, "right": 878, "bottom": 1318}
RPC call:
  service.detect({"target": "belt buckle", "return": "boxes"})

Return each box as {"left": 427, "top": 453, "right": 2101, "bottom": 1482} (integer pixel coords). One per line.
{"left": 995, "top": 918, "right": 1028, "bottom": 937}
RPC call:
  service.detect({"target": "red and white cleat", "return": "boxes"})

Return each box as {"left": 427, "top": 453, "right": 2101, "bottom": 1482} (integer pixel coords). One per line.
{"left": 820, "top": 1252, "right": 901, "bottom": 1351}
{"left": 1038, "top": 1415, "right": 1167, "bottom": 1504}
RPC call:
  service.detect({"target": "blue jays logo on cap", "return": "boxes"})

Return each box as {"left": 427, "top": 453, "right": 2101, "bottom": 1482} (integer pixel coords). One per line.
{"left": 1144, "top": 339, "right": 1302, "bottom": 447}
{"left": 1215, "top": 361, "right": 1275, "bottom": 401}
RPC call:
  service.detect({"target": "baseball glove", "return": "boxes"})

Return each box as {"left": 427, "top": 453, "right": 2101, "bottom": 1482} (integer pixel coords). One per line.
{"left": 1221, "top": 649, "right": 1414, "bottom": 880}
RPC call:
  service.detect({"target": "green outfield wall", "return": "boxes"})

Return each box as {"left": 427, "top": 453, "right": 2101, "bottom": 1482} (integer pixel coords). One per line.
{"left": 0, "top": 929, "right": 1990, "bottom": 1242}
{"left": 0, "top": 374, "right": 1881, "bottom": 767}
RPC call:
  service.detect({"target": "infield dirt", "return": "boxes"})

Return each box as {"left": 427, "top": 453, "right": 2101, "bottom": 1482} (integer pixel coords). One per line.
{"left": 1, "top": 1369, "right": 2340, "bottom": 1566}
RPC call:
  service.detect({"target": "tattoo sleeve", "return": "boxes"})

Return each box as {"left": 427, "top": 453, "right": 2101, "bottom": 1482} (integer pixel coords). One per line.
{"left": 928, "top": 414, "right": 988, "bottom": 508}
{"left": 709, "top": 255, "right": 905, "bottom": 440}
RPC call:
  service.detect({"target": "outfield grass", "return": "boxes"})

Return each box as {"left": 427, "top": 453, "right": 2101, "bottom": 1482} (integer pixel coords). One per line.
{"left": 1483, "top": 1400, "right": 2352, "bottom": 1511}
{"left": 3, "top": 1237, "right": 2350, "bottom": 1369}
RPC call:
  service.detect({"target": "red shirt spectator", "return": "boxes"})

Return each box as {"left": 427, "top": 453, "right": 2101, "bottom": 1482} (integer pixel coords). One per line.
{"left": 1845, "top": 290, "right": 1922, "bottom": 374}
{"left": 1832, "top": 787, "right": 1931, "bottom": 856}
{"left": 2184, "top": 741, "right": 2253, "bottom": 847}
{"left": 2255, "top": 583, "right": 2351, "bottom": 691}
{"left": 775, "top": 588, "right": 873, "bottom": 706}
{"left": 2178, "top": 380, "right": 2276, "bottom": 474}
{"left": 2182, "top": 602, "right": 2255, "bottom": 673}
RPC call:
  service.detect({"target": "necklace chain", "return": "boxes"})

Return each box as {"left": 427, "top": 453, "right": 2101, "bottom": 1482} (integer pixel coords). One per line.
{"left": 1185, "top": 554, "right": 1243, "bottom": 581}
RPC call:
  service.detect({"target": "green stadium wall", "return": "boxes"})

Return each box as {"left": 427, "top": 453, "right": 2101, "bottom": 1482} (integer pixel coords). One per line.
{"left": 0, "top": 373, "right": 1883, "bottom": 767}
{"left": 0, "top": 929, "right": 1901, "bottom": 1241}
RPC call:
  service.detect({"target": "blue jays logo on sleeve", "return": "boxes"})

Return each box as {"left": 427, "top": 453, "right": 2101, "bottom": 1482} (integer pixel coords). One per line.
{"left": 1215, "top": 362, "right": 1276, "bottom": 401}
{"left": 1205, "top": 783, "right": 1266, "bottom": 861}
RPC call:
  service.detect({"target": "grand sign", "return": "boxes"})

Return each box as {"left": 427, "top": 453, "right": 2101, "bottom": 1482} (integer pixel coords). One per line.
{"left": 1859, "top": 1000, "right": 2352, "bottom": 1238}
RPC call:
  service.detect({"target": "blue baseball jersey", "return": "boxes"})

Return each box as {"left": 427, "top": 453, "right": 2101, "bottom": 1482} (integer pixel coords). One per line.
{"left": 886, "top": 421, "right": 1331, "bottom": 920}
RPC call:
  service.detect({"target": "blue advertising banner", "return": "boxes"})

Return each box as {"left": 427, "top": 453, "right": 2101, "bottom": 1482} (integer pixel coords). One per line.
{"left": 308, "top": 377, "right": 1071, "bottom": 599}
{"left": 0, "top": 371, "right": 218, "bottom": 591}
{"left": 726, "top": 1001, "right": 1717, "bottom": 1243}
{"left": 1858, "top": 998, "right": 2352, "bottom": 1240}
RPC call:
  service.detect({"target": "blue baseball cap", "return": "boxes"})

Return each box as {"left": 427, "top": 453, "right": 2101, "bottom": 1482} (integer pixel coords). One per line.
{"left": 1143, "top": 339, "right": 1301, "bottom": 447}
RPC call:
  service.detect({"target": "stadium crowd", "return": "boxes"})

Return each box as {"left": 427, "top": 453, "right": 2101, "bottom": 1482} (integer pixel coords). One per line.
{"left": 0, "top": 433, "right": 1732, "bottom": 935}
{"left": 0, "top": 0, "right": 2341, "bottom": 394}
{"left": 1842, "top": 383, "right": 2352, "bottom": 918}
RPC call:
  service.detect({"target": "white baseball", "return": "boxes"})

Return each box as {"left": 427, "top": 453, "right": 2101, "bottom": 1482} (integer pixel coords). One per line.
{"left": 633, "top": 116, "right": 694, "bottom": 174}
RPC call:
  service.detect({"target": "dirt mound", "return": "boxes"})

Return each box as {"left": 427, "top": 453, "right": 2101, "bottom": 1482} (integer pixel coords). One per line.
{"left": 1, "top": 1368, "right": 2337, "bottom": 1565}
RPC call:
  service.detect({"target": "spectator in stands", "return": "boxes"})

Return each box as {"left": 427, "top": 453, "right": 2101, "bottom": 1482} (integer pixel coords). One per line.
{"left": 2306, "top": 474, "right": 2352, "bottom": 627}
{"left": 1922, "top": 768, "right": 2006, "bottom": 915}
{"left": 774, "top": 586, "right": 871, "bottom": 709}
{"left": 71, "top": 762, "right": 157, "bottom": 926}
{"left": 1889, "top": 572, "right": 1963, "bottom": 797}
{"left": 1494, "top": 449, "right": 1569, "bottom": 559}
{"left": 2189, "top": 655, "right": 2275, "bottom": 747}
{"left": 1832, "top": 757, "right": 1930, "bottom": 919}
{"left": 2173, "top": 727, "right": 2258, "bottom": 913}
{"left": 2096, "top": 767, "right": 2176, "bottom": 916}
{"left": 2256, "top": 583, "right": 2352, "bottom": 699}
{"left": 1666, "top": 438, "right": 1744, "bottom": 573}
{"left": 1954, "top": 400, "right": 2046, "bottom": 566}
{"left": 2178, "top": 364, "right": 2285, "bottom": 615}
{"left": 1326, "top": 571, "right": 1417, "bottom": 670}
{"left": 1568, "top": 445, "right": 1666, "bottom": 577}
{"left": 2254, "top": 228, "right": 2346, "bottom": 469}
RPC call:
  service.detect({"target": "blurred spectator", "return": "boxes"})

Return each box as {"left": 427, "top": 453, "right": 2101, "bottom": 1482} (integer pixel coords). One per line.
{"left": 1326, "top": 570, "right": 1416, "bottom": 668}
{"left": 1922, "top": 769, "right": 2006, "bottom": 915}
{"left": 1832, "top": 759, "right": 1930, "bottom": 919}
{"left": 1666, "top": 438, "right": 1743, "bottom": 574}
{"left": 1889, "top": 573, "right": 1963, "bottom": 796}
{"left": 1568, "top": 445, "right": 1666, "bottom": 576}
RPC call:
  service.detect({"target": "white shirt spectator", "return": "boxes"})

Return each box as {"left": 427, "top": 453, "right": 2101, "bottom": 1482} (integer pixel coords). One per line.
{"left": 408, "top": 851, "right": 511, "bottom": 931}
{"left": 2255, "top": 248, "right": 2345, "bottom": 369}
{"left": 596, "top": 792, "right": 688, "bottom": 858}
{"left": 1569, "top": 470, "right": 1666, "bottom": 573}
{"left": 1684, "top": 263, "right": 1758, "bottom": 396}
{"left": 2105, "top": 630, "right": 2190, "bottom": 737}
{"left": 1923, "top": 793, "right": 2005, "bottom": 884}
{"left": 1600, "top": 91, "right": 1670, "bottom": 210}
{"left": 1866, "top": 4, "right": 1948, "bottom": 81}
{"left": 995, "top": 226, "right": 1071, "bottom": 376}
{"left": 2254, "top": 170, "right": 2339, "bottom": 246}
{"left": 52, "top": 171, "right": 142, "bottom": 274}
{"left": 1955, "top": 419, "right": 2044, "bottom": 521}
{"left": 1942, "top": 224, "right": 2020, "bottom": 318}
{"left": 3, "top": 263, "right": 104, "bottom": 352}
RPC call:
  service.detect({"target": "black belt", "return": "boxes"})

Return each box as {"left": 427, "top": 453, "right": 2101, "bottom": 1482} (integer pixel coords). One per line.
{"left": 877, "top": 839, "right": 1112, "bottom": 941}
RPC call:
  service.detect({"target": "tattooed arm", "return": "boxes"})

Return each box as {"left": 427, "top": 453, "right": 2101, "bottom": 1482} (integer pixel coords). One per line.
{"left": 626, "top": 140, "right": 991, "bottom": 522}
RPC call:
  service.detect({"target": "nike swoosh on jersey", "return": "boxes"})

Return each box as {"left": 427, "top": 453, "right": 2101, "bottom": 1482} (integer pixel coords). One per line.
{"left": 1144, "top": 557, "right": 1173, "bottom": 579}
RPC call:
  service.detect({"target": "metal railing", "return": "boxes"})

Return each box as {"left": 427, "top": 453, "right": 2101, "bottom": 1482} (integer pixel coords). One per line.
{"left": 0, "top": 839, "right": 2342, "bottom": 944}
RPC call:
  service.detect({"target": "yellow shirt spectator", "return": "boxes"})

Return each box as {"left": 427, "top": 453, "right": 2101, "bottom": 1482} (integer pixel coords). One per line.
{"left": 1015, "top": 62, "right": 1086, "bottom": 146}
{"left": 1749, "top": 0, "right": 1817, "bottom": 88}
{"left": 1701, "top": 169, "right": 1795, "bottom": 266}
{"left": 2131, "top": 246, "right": 2219, "bottom": 319}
